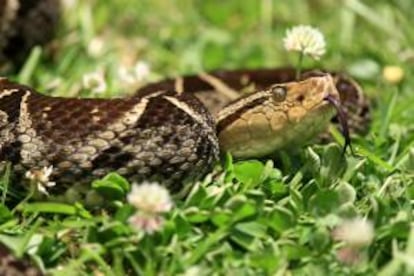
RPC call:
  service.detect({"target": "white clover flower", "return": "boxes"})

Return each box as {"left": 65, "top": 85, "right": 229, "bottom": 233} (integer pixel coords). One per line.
{"left": 128, "top": 212, "right": 165, "bottom": 234}
{"left": 127, "top": 182, "right": 173, "bottom": 214}
{"left": 283, "top": 25, "right": 326, "bottom": 60}
{"left": 134, "top": 61, "right": 151, "bottom": 82}
{"left": 82, "top": 70, "right": 107, "bottom": 94}
{"left": 87, "top": 37, "right": 105, "bottom": 58}
{"left": 117, "top": 66, "right": 136, "bottom": 85}
{"left": 25, "top": 166, "right": 56, "bottom": 195}
{"left": 117, "top": 61, "right": 151, "bottom": 85}
{"left": 333, "top": 218, "right": 374, "bottom": 247}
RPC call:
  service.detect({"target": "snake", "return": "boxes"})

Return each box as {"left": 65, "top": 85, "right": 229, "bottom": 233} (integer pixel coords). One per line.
{"left": 0, "top": 1, "right": 371, "bottom": 194}
{"left": 0, "top": 67, "right": 370, "bottom": 193}
{"left": 0, "top": 0, "right": 60, "bottom": 69}
{"left": 0, "top": 2, "right": 374, "bottom": 274}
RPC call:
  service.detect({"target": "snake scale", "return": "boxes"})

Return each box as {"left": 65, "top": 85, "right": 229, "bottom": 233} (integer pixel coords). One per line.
{"left": 0, "top": 68, "right": 370, "bottom": 193}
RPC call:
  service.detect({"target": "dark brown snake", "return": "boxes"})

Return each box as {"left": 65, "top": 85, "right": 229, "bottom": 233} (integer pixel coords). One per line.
{"left": 0, "top": 67, "right": 370, "bottom": 193}
{"left": 0, "top": 1, "right": 370, "bottom": 195}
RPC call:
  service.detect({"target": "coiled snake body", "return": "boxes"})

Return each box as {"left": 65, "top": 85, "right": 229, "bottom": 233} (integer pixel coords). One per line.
{"left": 0, "top": 68, "right": 369, "bottom": 192}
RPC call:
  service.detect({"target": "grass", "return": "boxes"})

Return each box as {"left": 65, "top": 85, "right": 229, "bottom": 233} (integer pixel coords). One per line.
{"left": 1, "top": 0, "right": 414, "bottom": 275}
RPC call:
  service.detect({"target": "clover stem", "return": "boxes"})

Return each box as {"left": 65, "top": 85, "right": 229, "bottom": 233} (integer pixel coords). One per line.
{"left": 295, "top": 52, "right": 304, "bottom": 80}
{"left": 12, "top": 180, "right": 36, "bottom": 214}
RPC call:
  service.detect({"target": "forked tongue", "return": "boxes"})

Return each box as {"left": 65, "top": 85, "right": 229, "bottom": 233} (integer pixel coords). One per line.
{"left": 324, "top": 95, "right": 352, "bottom": 154}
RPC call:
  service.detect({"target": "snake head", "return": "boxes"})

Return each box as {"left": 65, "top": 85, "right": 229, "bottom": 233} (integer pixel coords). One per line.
{"left": 217, "top": 73, "right": 341, "bottom": 159}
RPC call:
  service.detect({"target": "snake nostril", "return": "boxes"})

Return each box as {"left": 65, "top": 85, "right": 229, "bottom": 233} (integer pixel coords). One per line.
{"left": 296, "top": 95, "right": 305, "bottom": 102}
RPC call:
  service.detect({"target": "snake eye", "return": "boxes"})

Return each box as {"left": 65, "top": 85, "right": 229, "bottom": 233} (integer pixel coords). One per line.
{"left": 271, "top": 86, "right": 287, "bottom": 102}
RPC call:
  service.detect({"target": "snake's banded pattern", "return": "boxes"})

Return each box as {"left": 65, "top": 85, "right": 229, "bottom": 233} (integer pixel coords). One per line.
{"left": 0, "top": 68, "right": 369, "bottom": 193}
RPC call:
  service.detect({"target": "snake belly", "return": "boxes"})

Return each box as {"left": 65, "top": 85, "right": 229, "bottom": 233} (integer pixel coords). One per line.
{"left": 0, "top": 68, "right": 369, "bottom": 192}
